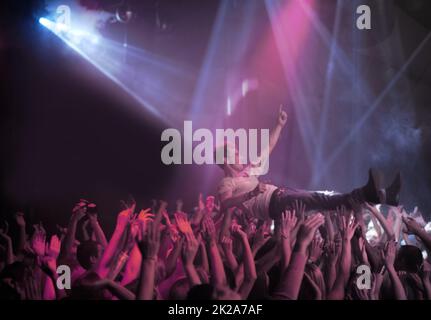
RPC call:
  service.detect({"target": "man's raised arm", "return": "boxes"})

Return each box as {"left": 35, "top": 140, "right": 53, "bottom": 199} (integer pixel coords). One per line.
{"left": 268, "top": 105, "right": 288, "bottom": 156}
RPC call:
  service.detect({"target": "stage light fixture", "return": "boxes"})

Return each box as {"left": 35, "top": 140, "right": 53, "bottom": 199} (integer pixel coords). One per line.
{"left": 115, "top": 3, "right": 133, "bottom": 24}
{"left": 39, "top": 17, "right": 99, "bottom": 47}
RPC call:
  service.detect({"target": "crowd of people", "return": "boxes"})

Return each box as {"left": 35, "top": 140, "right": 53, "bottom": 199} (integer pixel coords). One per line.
{"left": 0, "top": 193, "right": 430, "bottom": 300}
{"left": 1, "top": 106, "right": 431, "bottom": 300}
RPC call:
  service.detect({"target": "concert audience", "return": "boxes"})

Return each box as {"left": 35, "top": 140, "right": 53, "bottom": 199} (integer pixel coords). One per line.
{"left": 0, "top": 194, "right": 430, "bottom": 300}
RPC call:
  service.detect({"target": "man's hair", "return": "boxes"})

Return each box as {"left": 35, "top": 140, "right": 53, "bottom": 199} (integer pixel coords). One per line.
{"left": 76, "top": 240, "right": 100, "bottom": 270}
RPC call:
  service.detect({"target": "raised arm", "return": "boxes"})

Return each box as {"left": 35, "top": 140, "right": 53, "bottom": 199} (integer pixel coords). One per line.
{"left": 280, "top": 210, "right": 298, "bottom": 270}
{"left": 268, "top": 105, "right": 288, "bottom": 156}
{"left": 88, "top": 209, "right": 108, "bottom": 248}
{"left": 384, "top": 240, "right": 407, "bottom": 300}
{"left": 137, "top": 220, "right": 161, "bottom": 300}
{"left": 120, "top": 209, "right": 155, "bottom": 285}
{"left": 273, "top": 213, "right": 324, "bottom": 300}
{"left": 232, "top": 224, "right": 257, "bottom": 299}
{"left": 421, "top": 260, "right": 431, "bottom": 300}
{"left": 181, "top": 231, "right": 202, "bottom": 287}
{"left": 403, "top": 216, "right": 431, "bottom": 253}
{"left": 14, "top": 212, "right": 27, "bottom": 255}
{"left": 191, "top": 194, "right": 206, "bottom": 228}
{"left": 365, "top": 203, "right": 395, "bottom": 241}
{"left": 221, "top": 236, "right": 238, "bottom": 272}
{"left": 324, "top": 235, "right": 341, "bottom": 292}
{"left": 219, "top": 208, "right": 234, "bottom": 242}
{"left": 0, "top": 223, "right": 14, "bottom": 265}
{"left": 327, "top": 213, "right": 358, "bottom": 300}
{"left": 58, "top": 202, "right": 86, "bottom": 262}
{"left": 41, "top": 235, "right": 66, "bottom": 300}
{"left": 96, "top": 203, "right": 135, "bottom": 278}
{"left": 202, "top": 216, "right": 227, "bottom": 286}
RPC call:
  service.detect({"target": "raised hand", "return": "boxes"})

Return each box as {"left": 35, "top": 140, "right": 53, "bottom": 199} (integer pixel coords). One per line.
{"left": 137, "top": 208, "right": 155, "bottom": 226}
{"left": 325, "top": 240, "right": 339, "bottom": 262}
{"left": 120, "top": 195, "right": 136, "bottom": 211}
{"left": 175, "top": 213, "right": 193, "bottom": 235}
{"left": 46, "top": 235, "right": 61, "bottom": 260}
{"left": 221, "top": 236, "right": 233, "bottom": 253}
{"left": 421, "top": 259, "right": 431, "bottom": 283}
{"left": 0, "top": 222, "right": 11, "bottom": 242}
{"left": 382, "top": 240, "right": 407, "bottom": 300}
{"left": 85, "top": 201, "right": 98, "bottom": 217}
{"left": 137, "top": 220, "right": 160, "bottom": 260}
{"left": 253, "top": 223, "right": 270, "bottom": 249}
{"left": 402, "top": 216, "right": 424, "bottom": 235}
{"left": 281, "top": 210, "right": 297, "bottom": 238}
{"left": 245, "top": 219, "right": 257, "bottom": 238}
{"left": 384, "top": 240, "right": 397, "bottom": 267}
{"left": 231, "top": 223, "right": 247, "bottom": 239}
{"left": 295, "top": 213, "right": 325, "bottom": 252}
{"left": 116, "top": 200, "right": 136, "bottom": 230}
{"left": 202, "top": 216, "right": 216, "bottom": 244}
{"left": 197, "top": 193, "right": 205, "bottom": 212}
{"left": 72, "top": 201, "right": 87, "bottom": 221}
{"left": 14, "top": 212, "right": 26, "bottom": 227}
{"left": 293, "top": 200, "right": 306, "bottom": 223}
{"left": 338, "top": 213, "right": 358, "bottom": 242}
{"left": 309, "top": 238, "right": 324, "bottom": 263}
{"left": 31, "top": 228, "right": 46, "bottom": 257}
{"left": 166, "top": 223, "right": 180, "bottom": 243}
{"left": 182, "top": 232, "right": 199, "bottom": 266}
